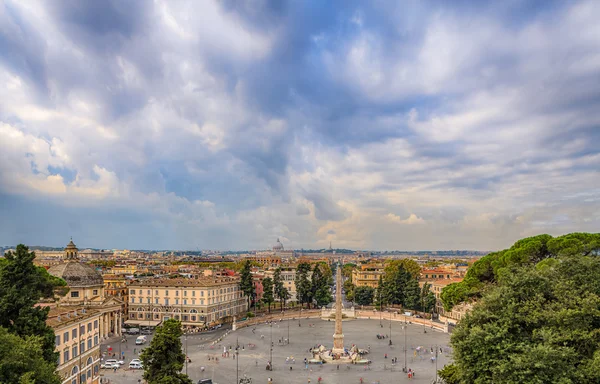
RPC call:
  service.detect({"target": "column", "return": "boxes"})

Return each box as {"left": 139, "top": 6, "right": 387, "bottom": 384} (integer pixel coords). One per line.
{"left": 104, "top": 314, "right": 108, "bottom": 338}
{"left": 117, "top": 312, "right": 121, "bottom": 336}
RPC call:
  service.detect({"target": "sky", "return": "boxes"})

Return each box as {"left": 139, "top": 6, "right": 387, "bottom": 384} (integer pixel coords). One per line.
{"left": 0, "top": 0, "right": 599, "bottom": 251}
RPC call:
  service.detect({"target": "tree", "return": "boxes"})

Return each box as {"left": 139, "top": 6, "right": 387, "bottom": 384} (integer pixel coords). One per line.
{"left": 262, "top": 277, "right": 274, "bottom": 313}
{"left": 419, "top": 282, "right": 437, "bottom": 313}
{"left": 0, "top": 244, "right": 61, "bottom": 363}
{"left": 295, "top": 263, "right": 312, "bottom": 308}
{"left": 140, "top": 319, "right": 192, "bottom": 384}
{"left": 354, "top": 286, "right": 374, "bottom": 306}
{"left": 343, "top": 279, "right": 355, "bottom": 302}
{"left": 447, "top": 233, "right": 600, "bottom": 383}
{"left": 312, "top": 264, "right": 333, "bottom": 307}
{"left": 238, "top": 260, "right": 255, "bottom": 310}
{"left": 273, "top": 268, "right": 289, "bottom": 310}
{"left": 0, "top": 327, "right": 61, "bottom": 384}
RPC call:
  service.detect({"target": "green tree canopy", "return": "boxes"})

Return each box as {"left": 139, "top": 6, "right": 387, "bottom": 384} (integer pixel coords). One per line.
{"left": 140, "top": 319, "right": 192, "bottom": 384}
{"left": 0, "top": 327, "right": 61, "bottom": 384}
{"left": 262, "top": 277, "right": 274, "bottom": 312}
{"left": 441, "top": 233, "right": 600, "bottom": 311}
{"left": 444, "top": 232, "right": 600, "bottom": 383}
{"left": 295, "top": 262, "right": 312, "bottom": 308}
{"left": 354, "top": 286, "right": 375, "bottom": 306}
{"left": 273, "top": 267, "right": 290, "bottom": 310}
{"left": 0, "top": 244, "right": 60, "bottom": 362}
{"left": 238, "top": 260, "right": 255, "bottom": 310}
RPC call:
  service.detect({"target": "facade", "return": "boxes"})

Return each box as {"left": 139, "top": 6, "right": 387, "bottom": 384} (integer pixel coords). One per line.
{"left": 47, "top": 307, "right": 102, "bottom": 384}
{"left": 127, "top": 277, "right": 247, "bottom": 328}
{"left": 351, "top": 263, "right": 385, "bottom": 288}
{"left": 103, "top": 274, "right": 130, "bottom": 313}
{"left": 244, "top": 253, "right": 282, "bottom": 268}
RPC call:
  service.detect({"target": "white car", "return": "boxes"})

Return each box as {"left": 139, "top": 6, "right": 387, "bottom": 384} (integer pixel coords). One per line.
{"left": 130, "top": 359, "right": 142, "bottom": 364}
{"left": 101, "top": 362, "right": 120, "bottom": 369}
{"left": 105, "top": 359, "right": 125, "bottom": 366}
{"left": 129, "top": 362, "right": 143, "bottom": 369}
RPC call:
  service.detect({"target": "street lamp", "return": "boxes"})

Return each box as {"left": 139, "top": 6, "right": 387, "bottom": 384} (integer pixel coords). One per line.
{"left": 236, "top": 337, "right": 239, "bottom": 384}
{"left": 403, "top": 321, "right": 407, "bottom": 373}
{"left": 269, "top": 322, "right": 273, "bottom": 370}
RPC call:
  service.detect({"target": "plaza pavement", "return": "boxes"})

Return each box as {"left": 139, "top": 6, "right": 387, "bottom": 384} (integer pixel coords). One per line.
{"left": 102, "top": 317, "right": 452, "bottom": 384}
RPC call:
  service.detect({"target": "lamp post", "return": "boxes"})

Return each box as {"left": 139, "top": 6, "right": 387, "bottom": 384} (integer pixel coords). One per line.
{"left": 236, "top": 337, "right": 239, "bottom": 384}
{"left": 287, "top": 312, "right": 290, "bottom": 344}
{"left": 403, "top": 321, "right": 407, "bottom": 373}
{"left": 269, "top": 322, "right": 273, "bottom": 370}
{"left": 435, "top": 345, "right": 439, "bottom": 382}
{"left": 185, "top": 332, "right": 188, "bottom": 375}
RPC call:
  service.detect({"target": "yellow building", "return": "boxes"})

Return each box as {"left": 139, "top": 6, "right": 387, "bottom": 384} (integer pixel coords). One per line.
{"left": 351, "top": 263, "right": 384, "bottom": 288}
{"left": 127, "top": 276, "right": 247, "bottom": 328}
{"left": 47, "top": 307, "right": 102, "bottom": 384}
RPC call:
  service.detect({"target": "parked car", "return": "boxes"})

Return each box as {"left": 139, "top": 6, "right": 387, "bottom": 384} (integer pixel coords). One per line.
{"left": 136, "top": 335, "right": 147, "bottom": 345}
{"left": 126, "top": 327, "right": 140, "bottom": 335}
{"left": 101, "top": 362, "right": 120, "bottom": 369}
{"left": 129, "top": 362, "right": 144, "bottom": 370}
{"left": 130, "top": 359, "right": 142, "bottom": 364}
{"left": 141, "top": 328, "right": 153, "bottom": 335}
{"left": 105, "top": 359, "right": 124, "bottom": 366}
{"left": 198, "top": 379, "right": 213, "bottom": 384}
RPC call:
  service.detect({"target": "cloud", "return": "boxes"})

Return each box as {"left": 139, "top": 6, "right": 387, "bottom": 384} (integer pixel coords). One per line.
{"left": 0, "top": 0, "right": 599, "bottom": 250}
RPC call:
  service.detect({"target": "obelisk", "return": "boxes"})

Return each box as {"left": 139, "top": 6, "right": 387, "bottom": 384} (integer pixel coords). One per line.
{"left": 332, "top": 263, "right": 344, "bottom": 354}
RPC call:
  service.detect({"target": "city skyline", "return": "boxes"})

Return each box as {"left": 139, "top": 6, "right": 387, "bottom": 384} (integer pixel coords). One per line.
{"left": 1, "top": 1, "right": 599, "bottom": 251}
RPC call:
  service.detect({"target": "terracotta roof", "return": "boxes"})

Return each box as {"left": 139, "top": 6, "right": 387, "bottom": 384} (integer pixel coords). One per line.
{"left": 46, "top": 306, "right": 101, "bottom": 328}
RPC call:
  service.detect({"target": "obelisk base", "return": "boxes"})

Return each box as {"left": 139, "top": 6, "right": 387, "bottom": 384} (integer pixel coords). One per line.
{"left": 332, "top": 333, "right": 344, "bottom": 354}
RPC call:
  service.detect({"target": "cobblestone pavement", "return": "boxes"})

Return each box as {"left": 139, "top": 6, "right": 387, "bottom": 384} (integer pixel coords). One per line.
{"left": 102, "top": 318, "right": 452, "bottom": 384}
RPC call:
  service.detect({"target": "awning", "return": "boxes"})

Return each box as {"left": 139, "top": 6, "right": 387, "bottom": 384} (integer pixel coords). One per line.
{"left": 181, "top": 321, "right": 205, "bottom": 326}
{"left": 125, "top": 320, "right": 162, "bottom": 327}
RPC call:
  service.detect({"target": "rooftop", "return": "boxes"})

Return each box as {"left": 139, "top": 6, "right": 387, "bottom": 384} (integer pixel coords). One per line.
{"left": 129, "top": 277, "right": 239, "bottom": 288}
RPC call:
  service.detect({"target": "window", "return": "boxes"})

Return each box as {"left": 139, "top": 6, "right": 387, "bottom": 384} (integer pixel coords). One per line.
{"left": 184, "top": 290, "right": 187, "bottom": 296}
{"left": 64, "top": 331, "right": 69, "bottom": 342}
{"left": 55, "top": 335, "right": 60, "bottom": 346}
{"left": 183, "top": 315, "right": 188, "bottom": 321}
{"left": 87, "top": 323, "right": 92, "bottom": 332}
{"left": 201, "top": 299, "right": 204, "bottom": 305}
{"left": 72, "top": 329, "right": 77, "bottom": 339}
{"left": 131, "top": 297, "right": 135, "bottom": 303}
{"left": 165, "top": 298, "right": 169, "bottom": 305}
{"left": 93, "top": 289, "right": 98, "bottom": 295}
{"left": 175, "top": 299, "right": 179, "bottom": 305}
{"left": 191, "top": 315, "right": 196, "bottom": 321}
{"left": 183, "top": 299, "right": 187, "bottom": 305}
{"left": 131, "top": 289, "right": 136, "bottom": 295}
{"left": 155, "top": 290, "right": 158, "bottom": 295}
{"left": 155, "top": 298, "right": 159, "bottom": 304}
{"left": 80, "top": 325, "right": 85, "bottom": 335}
{"left": 73, "top": 345, "right": 78, "bottom": 357}
{"left": 80, "top": 341, "right": 85, "bottom": 353}
{"left": 147, "top": 290, "right": 150, "bottom": 295}
{"left": 175, "top": 290, "right": 179, "bottom": 296}
{"left": 94, "top": 335, "right": 98, "bottom": 345}
{"left": 87, "top": 369, "right": 92, "bottom": 380}
{"left": 147, "top": 298, "right": 150, "bottom": 304}
{"left": 140, "top": 298, "right": 143, "bottom": 303}
{"left": 87, "top": 338, "right": 92, "bottom": 349}
{"left": 71, "top": 291, "right": 79, "bottom": 298}
{"left": 165, "top": 290, "right": 169, "bottom": 296}
{"left": 192, "top": 291, "right": 196, "bottom": 297}
{"left": 63, "top": 350, "right": 70, "bottom": 362}
{"left": 94, "top": 320, "right": 98, "bottom": 329}
{"left": 201, "top": 291, "right": 204, "bottom": 297}
{"left": 192, "top": 299, "right": 196, "bottom": 304}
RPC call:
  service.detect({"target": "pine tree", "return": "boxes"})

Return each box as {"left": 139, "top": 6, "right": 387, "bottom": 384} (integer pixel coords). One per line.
{"left": 238, "top": 260, "right": 255, "bottom": 311}
{"left": 262, "top": 277, "right": 274, "bottom": 312}
{"left": 295, "top": 263, "right": 312, "bottom": 308}
{"left": 0, "top": 244, "right": 60, "bottom": 363}
{"left": 273, "top": 268, "right": 289, "bottom": 310}
{"left": 140, "top": 319, "right": 192, "bottom": 384}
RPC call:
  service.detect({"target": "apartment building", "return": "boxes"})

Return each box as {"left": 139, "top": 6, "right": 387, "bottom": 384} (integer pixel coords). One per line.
{"left": 264, "top": 266, "right": 297, "bottom": 302}
{"left": 47, "top": 307, "right": 102, "bottom": 384}
{"left": 351, "top": 263, "right": 385, "bottom": 288}
{"left": 127, "top": 277, "right": 247, "bottom": 327}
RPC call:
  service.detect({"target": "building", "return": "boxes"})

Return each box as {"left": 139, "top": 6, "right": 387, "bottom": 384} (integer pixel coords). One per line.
{"left": 264, "top": 266, "right": 297, "bottom": 302}
{"left": 47, "top": 307, "right": 102, "bottom": 384}
{"left": 243, "top": 253, "right": 282, "bottom": 268}
{"left": 47, "top": 239, "right": 124, "bottom": 343}
{"left": 127, "top": 276, "right": 247, "bottom": 328}
{"left": 103, "top": 274, "right": 131, "bottom": 313}
{"left": 351, "top": 263, "right": 385, "bottom": 288}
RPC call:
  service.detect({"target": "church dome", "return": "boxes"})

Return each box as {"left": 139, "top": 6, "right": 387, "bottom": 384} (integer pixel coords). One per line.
{"left": 47, "top": 238, "right": 104, "bottom": 287}
{"left": 273, "top": 238, "right": 284, "bottom": 251}
{"left": 48, "top": 262, "right": 104, "bottom": 288}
